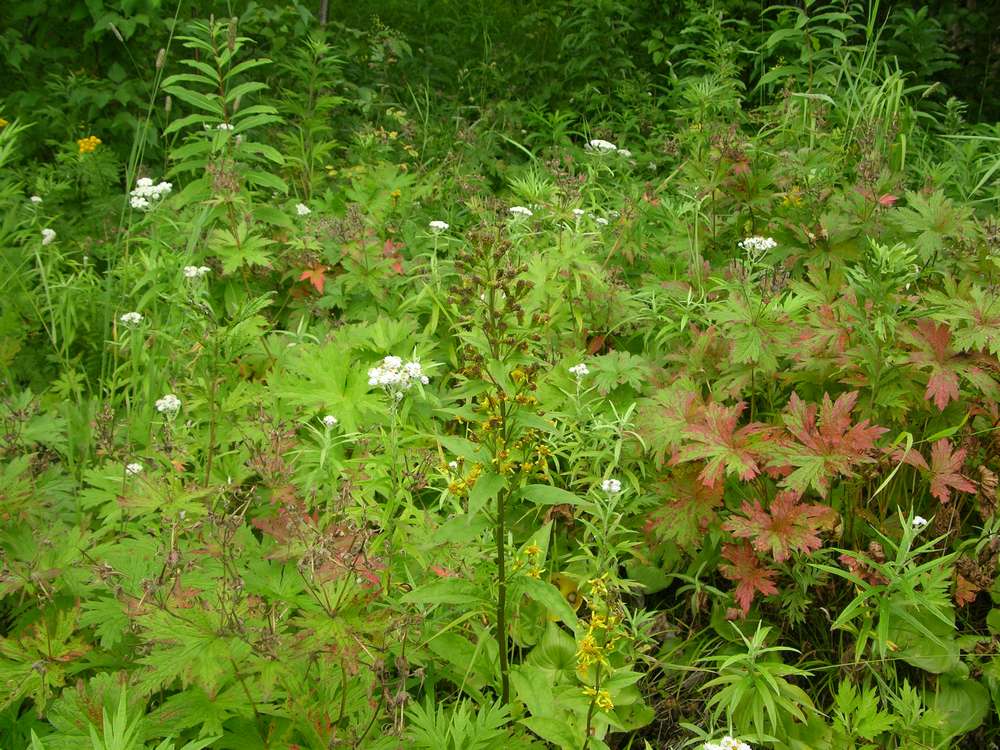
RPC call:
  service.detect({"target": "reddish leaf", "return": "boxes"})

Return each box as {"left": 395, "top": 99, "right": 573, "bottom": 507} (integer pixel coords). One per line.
{"left": 382, "top": 238, "right": 405, "bottom": 274}
{"left": 298, "top": 264, "right": 328, "bottom": 294}
{"left": 878, "top": 193, "right": 899, "bottom": 207}
{"left": 773, "top": 391, "right": 887, "bottom": 497}
{"left": 671, "top": 402, "right": 773, "bottom": 488}
{"left": 954, "top": 573, "right": 979, "bottom": 607}
{"left": 928, "top": 439, "right": 976, "bottom": 503}
{"left": 648, "top": 465, "right": 724, "bottom": 549}
{"left": 906, "top": 321, "right": 960, "bottom": 410}
{"left": 724, "top": 491, "right": 832, "bottom": 562}
{"left": 720, "top": 542, "right": 779, "bottom": 616}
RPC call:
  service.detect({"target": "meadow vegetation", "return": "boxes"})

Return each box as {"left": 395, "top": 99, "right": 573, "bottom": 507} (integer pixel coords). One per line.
{"left": 1, "top": 1, "right": 1000, "bottom": 748}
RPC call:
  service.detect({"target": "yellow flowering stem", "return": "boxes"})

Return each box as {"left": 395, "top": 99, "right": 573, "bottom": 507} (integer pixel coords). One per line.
{"left": 581, "top": 661, "right": 604, "bottom": 750}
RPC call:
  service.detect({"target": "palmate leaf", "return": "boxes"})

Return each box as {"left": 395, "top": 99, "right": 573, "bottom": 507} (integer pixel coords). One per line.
{"left": 724, "top": 491, "right": 832, "bottom": 562}
{"left": 671, "top": 401, "right": 775, "bottom": 488}
{"left": 927, "top": 438, "right": 976, "bottom": 503}
{"left": 772, "top": 391, "right": 887, "bottom": 497}
{"left": 904, "top": 319, "right": 1000, "bottom": 409}
{"left": 719, "top": 542, "right": 779, "bottom": 615}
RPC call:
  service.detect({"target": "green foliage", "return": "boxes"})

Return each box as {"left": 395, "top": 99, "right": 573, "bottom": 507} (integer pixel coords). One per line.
{"left": 2, "top": 2, "right": 1000, "bottom": 749}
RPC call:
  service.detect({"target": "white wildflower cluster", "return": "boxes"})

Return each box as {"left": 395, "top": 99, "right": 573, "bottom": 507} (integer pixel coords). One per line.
{"left": 913, "top": 515, "right": 928, "bottom": 529}
{"left": 585, "top": 139, "right": 632, "bottom": 158}
{"left": 41, "top": 228, "right": 56, "bottom": 245}
{"left": 429, "top": 220, "right": 449, "bottom": 232}
{"left": 367, "top": 356, "right": 430, "bottom": 397}
{"left": 155, "top": 393, "right": 181, "bottom": 416}
{"left": 737, "top": 236, "right": 777, "bottom": 254}
{"left": 601, "top": 478, "right": 622, "bottom": 494}
{"left": 322, "top": 415, "right": 338, "bottom": 428}
{"left": 119, "top": 312, "right": 143, "bottom": 327}
{"left": 125, "top": 462, "right": 143, "bottom": 476}
{"left": 30, "top": 195, "right": 42, "bottom": 204}
{"left": 183, "top": 265, "right": 212, "bottom": 279}
{"left": 569, "top": 363, "right": 590, "bottom": 379}
{"left": 129, "top": 177, "right": 172, "bottom": 211}
{"left": 509, "top": 206, "right": 533, "bottom": 218}
{"left": 216, "top": 123, "right": 234, "bottom": 131}
{"left": 704, "top": 737, "right": 752, "bottom": 750}
{"left": 296, "top": 203, "right": 311, "bottom": 216}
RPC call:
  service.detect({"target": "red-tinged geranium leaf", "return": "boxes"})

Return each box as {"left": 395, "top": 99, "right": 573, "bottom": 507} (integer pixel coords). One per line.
{"left": 954, "top": 573, "right": 979, "bottom": 607}
{"left": 724, "top": 491, "right": 832, "bottom": 562}
{"left": 928, "top": 439, "right": 976, "bottom": 503}
{"left": 671, "top": 401, "right": 773, "bottom": 488}
{"left": 648, "top": 465, "right": 725, "bottom": 549}
{"left": 382, "top": 238, "right": 405, "bottom": 274}
{"left": 906, "top": 320, "right": 961, "bottom": 410}
{"left": 720, "top": 542, "right": 779, "bottom": 616}
{"left": 878, "top": 193, "right": 899, "bottom": 207}
{"left": 773, "top": 391, "right": 887, "bottom": 497}
{"left": 298, "top": 264, "right": 327, "bottom": 294}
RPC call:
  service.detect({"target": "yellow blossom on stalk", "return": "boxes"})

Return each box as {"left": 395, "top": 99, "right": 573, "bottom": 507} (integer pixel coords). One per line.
{"left": 524, "top": 543, "right": 541, "bottom": 557}
{"left": 77, "top": 135, "right": 102, "bottom": 154}
{"left": 576, "top": 633, "right": 607, "bottom": 671}
{"left": 588, "top": 573, "right": 610, "bottom": 598}
{"left": 0, "top": 118, "right": 9, "bottom": 128}
{"left": 583, "top": 687, "right": 614, "bottom": 711}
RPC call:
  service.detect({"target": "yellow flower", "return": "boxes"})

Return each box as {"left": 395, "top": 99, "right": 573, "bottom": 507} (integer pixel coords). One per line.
{"left": 524, "top": 543, "right": 541, "bottom": 557}
{"left": 0, "top": 118, "right": 9, "bottom": 128}
{"left": 77, "top": 135, "right": 102, "bottom": 154}
{"left": 583, "top": 687, "right": 614, "bottom": 711}
{"left": 576, "top": 633, "right": 606, "bottom": 671}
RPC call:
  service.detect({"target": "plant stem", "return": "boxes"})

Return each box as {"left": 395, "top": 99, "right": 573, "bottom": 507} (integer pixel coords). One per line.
{"left": 496, "top": 484, "right": 509, "bottom": 704}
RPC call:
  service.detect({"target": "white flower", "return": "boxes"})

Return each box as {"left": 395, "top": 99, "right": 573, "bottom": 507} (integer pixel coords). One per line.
{"left": 595, "top": 216, "right": 609, "bottom": 226}
{"left": 601, "top": 478, "right": 622, "bottom": 494}
{"left": 738, "top": 236, "right": 778, "bottom": 254}
{"left": 29, "top": 195, "right": 42, "bottom": 204}
{"left": 448, "top": 460, "right": 458, "bottom": 470}
{"left": 183, "top": 265, "right": 211, "bottom": 279}
{"left": 155, "top": 393, "right": 182, "bottom": 416}
{"left": 704, "top": 737, "right": 752, "bottom": 750}
{"left": 296, "top": 203, "right": 311, "bottom": 216}
{"left": 41, "top": 228, "right": 56, "bottom": 245}
{"left": 568, "top": 363, "right": 590, "bottom": 378}
{"left": 216, "top": 122, "right": 234, "bottom": 131}
{"left": 509, "top": 206, "right": 533, "bottom": 218}
{"left": 429, "top": 220, "right": 449, "bottom": 232}
{"left": 586, "top": 138, "right": 618, "bottom": 153}
{"left": 913, "top": 515, "right": 928, "bottom": 529}
{"left": 322, "top": 415, "right": 338, "bottom": 428}
{"left": 119, "top": 311, "right": 143, "bottom": 327}
{"left": 125, "top": 462, "right": 143, "bottom": 476}
{"left": 129, "top": 177, "right": 171, "bottom": 211}
{"left": 617, "top": 148, "right": 632, "bottom": 158}
{"left": 572, "top": 208, "right": 585, "bottom": 217}
{"left": 367, "top": 356, "right": 430, "bottom": 395}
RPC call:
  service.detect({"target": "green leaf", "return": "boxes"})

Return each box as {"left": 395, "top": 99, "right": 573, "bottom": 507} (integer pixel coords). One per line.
{"left": 403, "top": 579, "right": 487, "bottom": 606}
{"left": 520, "top": 577, "right": 578, "bottom": 627}
{"left": 468, "top": 471, "right": 505, "bottom": 517}
{"left": 516, "top": 484, "right": 583, "bottom": 507}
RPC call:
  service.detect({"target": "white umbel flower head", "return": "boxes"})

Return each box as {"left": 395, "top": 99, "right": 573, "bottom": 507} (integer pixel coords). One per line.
{"left": 617, "top": 148, "right": 632, "bottom": 158}
{"left": 912, "top": 515, "right": 928, "bottom": 529}
{"left": 322, "top": 415, "right": 338, "bottom": 428}
{"left": 509, "top": 206, "right": 533, "bottom": 218}
{"left": 29, "top": 195, "right": 42, "bottom": 204}
{"left": 129, "top": 177, "right": 171, "bottom": 211}
{"left": 568, "top": 363, "right": 590, "bottom": 378}
{"left": 125, "top": 462, "right": 143, "bottom": 476}
{"left": 183, "top": 265, "right": 212, "bottom": 279}
{"left": 41, "top": 228, "right": 56, "bottom": 245}
{"left": 296, "top": 203, "right": 311, "bottom": 216}
{"left": 595, "top": 216, "right": 609, "bottom": 226}
{"left": 119, "top": 312, "right": 143, "bottom": 327}
{"left": 704, "top": 737, "right": 752, "bottom": 750}
{"left": 601, "top": 478, "right": 622, "bottom": 494}
{"left": 155, "top": 393, "right": 181, "bottom": 416}
{"left": 586, "top": 138, "right": 618, "bottom": 153}
{"left": 738, "top": 236, "right": 777, "bottom": 254}
{"left": 367, "top": 355, "right": 430, "bottom": 396}
{"left": 572, "top": 208, "right": 585, "bottom": 217}
{"left": 429, "top": 220, "right": 449, "bottom": 232}
{"left": 448, "top": 460, "right": 459, "bottom": 470}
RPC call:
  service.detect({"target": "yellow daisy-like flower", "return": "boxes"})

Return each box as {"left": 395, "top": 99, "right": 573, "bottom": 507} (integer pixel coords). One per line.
{"left": 77, "top": 135, "right": 102, "bottom": 154}
{"left": 0, "top": 118, "right": 9, "bottom": 128}
{"left": 576, "top": 633, "right": 606, "bottom": 671}
{"left": 583, "top": 687, "right": 614, "bottom": 711}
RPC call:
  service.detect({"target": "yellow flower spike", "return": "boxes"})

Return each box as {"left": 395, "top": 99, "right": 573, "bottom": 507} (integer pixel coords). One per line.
{"left": 524, "top": 543, "right": 541, "bottom": 557}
